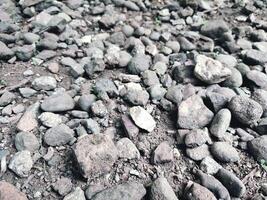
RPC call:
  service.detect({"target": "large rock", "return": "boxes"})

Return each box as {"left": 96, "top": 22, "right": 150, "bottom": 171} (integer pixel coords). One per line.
{"left": 0, "top": 181, "right": 28, "bottom": 200}
{"left": 177, "top": 95, "right": 214, "bottom": 129}
{"left": 17, "top": 102, "right": 39, "bottom": 132}
{"left": 73, "top": 134, "right": 118, "bottom": 178}
{"left": 91, "top": 182, "right": 146, "bottom": 200}
{"left": 8, "top": 150, "right": 33, "bottom": 177}
{"left": 194, "top": 55, "right": 231, "bottom": 84}
{"left": 149, "top": 177, "right": 178, "bottom": 200}
{"left": 248, "top": 135, "right": 267, "bottom": 161}
{"left": 228, "top": 96, "right": 263, "bottom": 125}
{"left": 44, "top": 124, "right": 75, "bottom": 146}
{"left": 41, "top": 93, "right": 75, "bottom": 112}
{"left": 129, "top": 106, "right": 156, "bottom": 132}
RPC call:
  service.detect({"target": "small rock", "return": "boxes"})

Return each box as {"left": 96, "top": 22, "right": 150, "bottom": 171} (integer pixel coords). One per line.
{"left": 91, "top": 182, "right": 146, "bottom": 200}
{"left": 153, "top": 141, "right": 173, "bottom": 164}
{"left": 32, "top": 76, "right": 57, "bottom": 91}
{"left": 41, "top": 93, "right": 75, "bottom": 112}
{"left": 210, "top": 109, "right": 231, "bottom": 139}
{"left": 186, "top": 144, "right": 211, "bottom": 161}
{"left": 53, "top": 177, "right": 72, "bottom": 196}
{"left": 149, "top": 176, "right": 178, "bottom": 200}
{"left": 216, "top": 168, "right": 246, "bottom": 198}
{"left": 15, "top": 132, "right": 39, "bottom": 152}
{"left": 19, "top": 87, "right": 37, "bottom": 98}
{"left": 121, "top": 115, "right": 139, "bottom": 139}
{"left": 200, "top": 156, "right": 222, "bottom": 175}
{"left": 0, "top": 91, "right": 15, "bottom": 106}
{"left": 15, "top": 45, "right": 35, "bottom": 61}
{"left": 116, "top": 138, "right": 140, "bottom": 160}
{"left": 91, "top": 100, "right": 108, "bottom": 118}
{"left": 211, "top": 142, "right": 239, "bottom": 163}
{"left": 177, "top": 95, "right": 214, "bottom": 129}
{"left": 63, "top": 187, "right": 86, "bottom": 200}
{"left": 17, "top": 102, "right": 39, "bottom": 132}
{"left": 39, "top": 112, "right": 62, "bottom": 127}
{"left": 47, "top": 62, "right": 59, "bottom": 74}
{"left": 73, "top": 134, "right": 118, "bottom": 178}
{"left": 243, "top": 49, "right": 267, "bottom": 65}
{"left": 8, "top": 150, "right": 33, "bottom": 177}
{"left": 185, "top": 182, "right": 217, "bottom": 200}
{"left": 129, "top": 106, "right": 156, "bottom": 132}
{"left": 82, "top": 119, "right": 100, "bottom": 134}
{"left": 0, "top": 41, "right": 14, "bottom": 60}
{"left": 78, "top": 94, "right": 96, "bottom": 111}
{"left": 228, "top": 96, "right": 263, "bottom": 125}
{"left": 128, "top": 53, "right": 151, "bottom": 75}
{"left": 185, "top": 128, "right": 211, "bottom": 148}
{"left": 194, "top": 55, "right": 231, "bottom": 84}
{"left": 246, "top": 70, "right": 267, "bottom": 89}
{"left": 0, "top": 181, "right": 28, "bottom": 200}
{"left": 44, "top": 124, "right": 75, "bottom": 146}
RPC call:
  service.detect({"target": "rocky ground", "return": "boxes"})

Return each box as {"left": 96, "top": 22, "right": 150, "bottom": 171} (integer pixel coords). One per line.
{"left": 0, "top": 0, "right": 267, "bottom": 199}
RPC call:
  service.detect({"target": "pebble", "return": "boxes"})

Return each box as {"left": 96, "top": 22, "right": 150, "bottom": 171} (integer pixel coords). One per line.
{"left": 186, "top": 144, "right": 211, "bottom": 161}
{"left": 200, "top": 156, "right": 222, "bottom": 175}
{"left": 53, "top": 177, "right": 73, "bottom": 196}
{"left": 63, "top": 187, "right": 86, "bottom": 200}
{"left": 129, "top": 106, "right": 156, "bottom": 132}
{"left": 185, "top": 182, "right": 217, "bottom": 200}
{"left": 127, "top": 53, "right": 151, "bottom": 75}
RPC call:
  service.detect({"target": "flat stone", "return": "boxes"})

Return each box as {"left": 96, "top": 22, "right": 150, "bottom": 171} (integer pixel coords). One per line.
{"left": 129, "top": 106, "right": 156, "bottom": 132}
{"left": 17, "top": 102, "right": 39, "bottom": 132}
{"left": 8, "top": 150, "right": 33, "bottom": 177}
{"left": 194, "top": 55, "right": 231, "bottom": 84}
{"left": 44, "top": 124, "right": 75, "bottom": 146}
{"left": 0, "top": 181, "right": 28, "bottom": 200}
{"left": 73, "top": 134, "right": 118, "bottom": 178}
{"left": 211, "top": 142, "right": 239, "bottom": 163}
{"left": 243, "top": 49, "right": 267, "bottom": 65}
{"left": 91, "top": 182, "right": 146, "bottom": 200}
{"left": 177, "top": 95, "right": 214, "bottom": 129}
{"left": 41, "top": 93, "right": 75, "bottom": 112}
{"left": 149, "top": 177, "right": 178, "bottom": 200}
